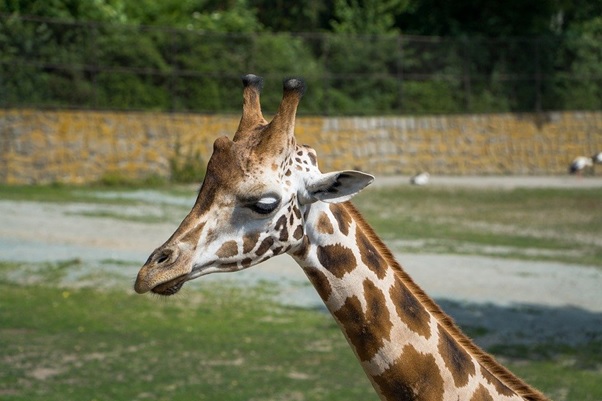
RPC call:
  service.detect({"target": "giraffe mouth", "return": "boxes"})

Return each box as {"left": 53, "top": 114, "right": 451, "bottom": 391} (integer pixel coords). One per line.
{"left": 148, "top": 263, "right": 214, "bottom": 296}
{"left": 143, "top": 257, "right": 245, "bottom": 296}
{"left": 151, "top": 274, "right": 189, "bottom": 296}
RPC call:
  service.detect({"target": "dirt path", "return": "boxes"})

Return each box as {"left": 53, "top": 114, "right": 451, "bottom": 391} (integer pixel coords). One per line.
{"left": 1, "top": 177, "right": 601, "bottom": 346}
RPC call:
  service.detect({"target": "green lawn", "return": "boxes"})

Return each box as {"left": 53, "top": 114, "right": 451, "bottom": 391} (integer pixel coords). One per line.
{"left": 1, "top": 274, "right": 375, "bottom": 401}
{"left": 354, "top": 185, "right": 602, "bottom": 267}
{"left": 1, "top": 261, "right": 601, "bottom": 401}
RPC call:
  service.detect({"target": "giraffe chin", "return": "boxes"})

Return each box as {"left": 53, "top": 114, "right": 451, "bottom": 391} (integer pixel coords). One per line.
{"left": 151, "top": 276, "right": 188, "bottom": 296}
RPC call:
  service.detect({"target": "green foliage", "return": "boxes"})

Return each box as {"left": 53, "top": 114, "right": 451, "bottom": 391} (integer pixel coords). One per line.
{"left": 122, "top": 0, "right": 263, "bottom": 31}
{"left": 555, "top": 17, "right": 602, "bottom": 110}
{"left": 1, "top": 1, "right": 602, "bottom": 114}
{"left": 331, "top": 0, "right": 408, "bottom": 34}
{"left": 185, "top": 0, "right": 262, "bottom": 33}
{"left": 252, "top": 33, "right": 325, "bottom": 113}
{"left": 398, "top": 0, "right": 560, "bottom": 37}
{"left": 401, "top": 80, "right": 462, "bottom": 113}
{"left": 0, "top": 0, "right": 128, "bottom": 22}
{"left": 251, "top": 0, "right": 331, "bottom": 32}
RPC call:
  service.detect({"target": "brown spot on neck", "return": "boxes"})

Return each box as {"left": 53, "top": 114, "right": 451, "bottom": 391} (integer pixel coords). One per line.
{"left": 317, "top": 211, "right": 334, "bottom": 235}
{"left": 470, "top": 384, "right": 495, "bottom": 401}
{"left": 333, "top": 285, "right": 391, "bottom": 363}
{"left": 389, "top": 280, "right": 432, "bottom": 339}
{"left": 316, "top": 244, "right": 357, "bottom": 279}
{"left": 329, "top": 203, "right": 352, "bottom": 236}
{"left": 356, "top": 229, "right": 388, "bottom": 280}
{"left": 336, "top": 202, "right": 549, "bottom": 400}
{"left": 304, "top": 266, "right": 332, "bottom": 301}
{"left": 438, "top": 326, "right": 476, "bottom": 388}
{"left": 291, "top": 234, "right": 310, "bottom": 260}
{"left": 373, "top": 345, "right": 444, "bottom": 401}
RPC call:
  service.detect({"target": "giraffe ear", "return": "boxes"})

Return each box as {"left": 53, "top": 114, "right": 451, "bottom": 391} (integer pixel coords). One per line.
{"left": 305, "top": 171, "right": 374, "bottom": 204}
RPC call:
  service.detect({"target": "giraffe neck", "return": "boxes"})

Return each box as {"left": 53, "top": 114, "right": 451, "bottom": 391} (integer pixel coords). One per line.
{"left": 292, "top": 202, "right": 548, "bottom": 401}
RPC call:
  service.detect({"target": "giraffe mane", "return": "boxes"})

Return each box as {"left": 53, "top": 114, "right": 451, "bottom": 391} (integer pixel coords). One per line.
{"left": 341, "top": 201, "right": 548, "bottom": 401}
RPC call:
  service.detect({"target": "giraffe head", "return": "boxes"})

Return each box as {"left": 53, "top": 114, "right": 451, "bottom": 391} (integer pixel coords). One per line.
{"left": 134, "top": 75, "right": 373, "bottom": 296}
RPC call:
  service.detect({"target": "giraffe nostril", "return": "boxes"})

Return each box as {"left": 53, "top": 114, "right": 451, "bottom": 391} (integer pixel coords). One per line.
{"left": 155, "top": 249, "right": 173, "bottom": 265}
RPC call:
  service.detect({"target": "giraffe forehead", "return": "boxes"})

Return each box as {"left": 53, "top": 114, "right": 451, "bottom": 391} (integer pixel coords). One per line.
{"left": 242, "top": 144, "right": 320, "bottom": 193}
{"left": 196, "top": 138, "right": 320, "bottom": 216}
{"left": 201, "top": 139, "right": 271, "bottom": 197}
{"left": 203, "top": 137, "right": 245, "bottom": 188}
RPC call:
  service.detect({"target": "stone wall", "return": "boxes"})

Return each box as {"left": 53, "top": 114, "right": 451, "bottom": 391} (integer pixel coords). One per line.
{"left": 1, "top": 109, "right": 601, "bottom": 184}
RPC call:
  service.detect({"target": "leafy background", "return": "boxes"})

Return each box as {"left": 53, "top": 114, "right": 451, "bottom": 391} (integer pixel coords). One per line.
{"left": 2, "top": 0, "right": 602, "bottom": 114}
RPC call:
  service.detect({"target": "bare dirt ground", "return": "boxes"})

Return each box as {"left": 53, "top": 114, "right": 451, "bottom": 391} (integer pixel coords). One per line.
{"left": 1, "top": 175, "right": 601, "bottom": 346}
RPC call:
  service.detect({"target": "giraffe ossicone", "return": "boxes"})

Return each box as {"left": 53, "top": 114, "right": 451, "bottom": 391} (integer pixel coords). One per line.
{"left": 134, "top": 75, "right": 549, "bottom": 401}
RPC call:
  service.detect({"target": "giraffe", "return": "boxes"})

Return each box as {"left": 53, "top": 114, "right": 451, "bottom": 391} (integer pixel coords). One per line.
{"left": 134, "top": 75, "right": 549, "bottom": 401}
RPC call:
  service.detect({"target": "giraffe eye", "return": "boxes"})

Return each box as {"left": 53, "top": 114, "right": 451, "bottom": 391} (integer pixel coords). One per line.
{"left": 249, "top": 196, "right": 280, "bottom": 215}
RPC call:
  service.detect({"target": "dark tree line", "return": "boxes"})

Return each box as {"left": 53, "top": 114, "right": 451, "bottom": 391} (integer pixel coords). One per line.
{"left": 1, "top": 0, "right": 602, "bottom": 114}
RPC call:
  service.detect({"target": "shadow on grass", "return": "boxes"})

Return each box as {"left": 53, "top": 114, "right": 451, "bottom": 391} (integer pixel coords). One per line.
{"left": 437, "top": 299, "right": 602, "bottom": 365}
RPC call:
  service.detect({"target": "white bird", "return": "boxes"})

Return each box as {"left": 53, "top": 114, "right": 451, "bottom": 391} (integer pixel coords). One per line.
{"left": 410, "top": 172, "right": 430, "bottom": 185}
{"left": 569, "top": 156, "right": 594, "bottom": 175}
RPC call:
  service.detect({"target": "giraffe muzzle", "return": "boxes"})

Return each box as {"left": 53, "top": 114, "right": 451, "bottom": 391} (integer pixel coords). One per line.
{"left": 134, "top": 245, "right": 192, "bottom": 295}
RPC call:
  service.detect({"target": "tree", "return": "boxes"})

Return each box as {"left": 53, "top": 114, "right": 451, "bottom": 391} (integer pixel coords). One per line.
{"left": 552, "top": 0, "right": 602, "bottom": 34}
{"left": 0, "top": 0, "right": 128, "bottom": 22}
{"left": 397, "top": 0, "right": 558, "bottom": 37}
{"left": 250, "top": 0, "right": 333, "bottom": 32}
{"left": 331, "top": 0, "right": 408, "bottom": 34}
{"left": 121, "top": 0, "right": 262, "bottom": 32}
{"left": 555, "top": 16, "right": 602, "bottom": 110}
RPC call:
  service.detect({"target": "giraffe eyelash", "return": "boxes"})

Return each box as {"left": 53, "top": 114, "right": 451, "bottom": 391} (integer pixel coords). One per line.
{"left": 243, "top": 195, "right": 281, "bottom": 215}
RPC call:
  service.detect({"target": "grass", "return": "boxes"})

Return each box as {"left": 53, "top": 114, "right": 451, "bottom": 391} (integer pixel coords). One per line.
{"left": 0, "top": 184, "right": 145, "bottom": 204}
{"left": 505, "top": 352, "right": 602, "bottom": 401}
{"left": 0, "top": 270, "right": 376, "bottom": 401}
{"left": 354, "top": 186, "right": 602, "bottom": 267}
{"left": 1, "top": 260, "right": 601, "bottom": 401}
{"left": 0, "top": 184, "right": 195, "bottom": 205}
{"left": 1, "top": 183, "right": 602, "bottom": 400}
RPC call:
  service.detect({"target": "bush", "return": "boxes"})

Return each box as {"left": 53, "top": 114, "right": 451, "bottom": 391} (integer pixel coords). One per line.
{"left": 2, "top": 15, "right": 602, "bottom": 114}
